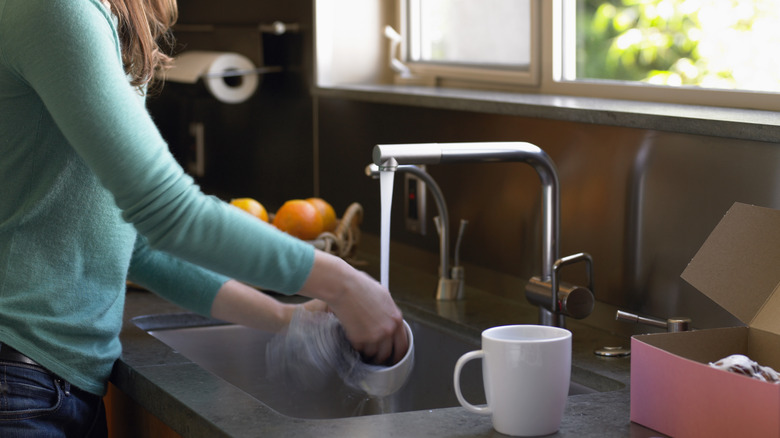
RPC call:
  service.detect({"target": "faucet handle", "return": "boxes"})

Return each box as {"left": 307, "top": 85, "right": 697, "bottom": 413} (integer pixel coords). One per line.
{"left": 551, "top": 253, "right": 594, "bottom": 314}
{"left": 616, "top": 310, "right": 691, "bottom": 332}
{"left": 526, "top": 277, "right": 594, "bottom": 320}
{"left": 527, "top": 252, "right": 595, "bottom": 326}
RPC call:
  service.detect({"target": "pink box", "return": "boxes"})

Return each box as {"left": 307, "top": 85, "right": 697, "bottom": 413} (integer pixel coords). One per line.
{"left": 630, "top": 202, "right": 780, "bottom": 437}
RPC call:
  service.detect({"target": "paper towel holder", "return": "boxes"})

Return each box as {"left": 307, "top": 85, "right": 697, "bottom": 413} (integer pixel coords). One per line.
{"left": 171, "top": 21, "right": 300, "bottom": 78}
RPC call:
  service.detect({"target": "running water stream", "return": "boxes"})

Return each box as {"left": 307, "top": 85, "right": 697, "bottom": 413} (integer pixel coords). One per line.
{"left": 379, "top": 170, "right": 395, "bottom": 288}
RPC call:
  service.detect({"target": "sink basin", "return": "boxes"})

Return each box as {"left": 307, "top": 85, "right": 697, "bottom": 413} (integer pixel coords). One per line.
{"left": 133, "top": 311, "right": 620, "bottom": 419}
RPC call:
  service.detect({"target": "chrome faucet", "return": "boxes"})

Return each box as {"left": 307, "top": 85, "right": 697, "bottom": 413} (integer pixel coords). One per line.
{"left": 373, "top": 142, "right": 594, "bottom": 327}
{"left": 366, "top": 163, "right": 467, "bottom": 300}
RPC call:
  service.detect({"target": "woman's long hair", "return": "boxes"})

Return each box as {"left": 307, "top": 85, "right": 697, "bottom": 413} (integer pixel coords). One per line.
{"left": 105, "top": 0, "right": 178, "bottom": 90}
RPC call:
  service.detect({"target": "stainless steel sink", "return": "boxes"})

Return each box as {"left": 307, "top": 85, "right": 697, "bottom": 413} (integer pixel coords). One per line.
{"left": 133, "top": 311, "right": 621, "bottom": 419}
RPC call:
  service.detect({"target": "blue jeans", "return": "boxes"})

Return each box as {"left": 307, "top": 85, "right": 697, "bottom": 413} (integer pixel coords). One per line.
{"left": 0, "top": 361, "right": 107, "bottom": 437}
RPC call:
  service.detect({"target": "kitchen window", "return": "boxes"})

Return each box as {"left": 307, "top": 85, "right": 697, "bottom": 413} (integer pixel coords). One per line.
{"left": 402, "top": 0, "right": 538, "bottom": 86}
{"left": 395, "top": 0, "right": 780, "bottom": 110}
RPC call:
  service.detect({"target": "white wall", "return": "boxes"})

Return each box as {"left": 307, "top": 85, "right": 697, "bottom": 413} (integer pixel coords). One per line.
{"left": 314, "top": 0, "right": 394, "bottom": 86}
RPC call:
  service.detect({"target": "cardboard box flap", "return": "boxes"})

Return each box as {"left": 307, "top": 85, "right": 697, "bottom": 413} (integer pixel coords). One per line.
{"left": 681, "top": 202, "right": 780, "bottom": 326}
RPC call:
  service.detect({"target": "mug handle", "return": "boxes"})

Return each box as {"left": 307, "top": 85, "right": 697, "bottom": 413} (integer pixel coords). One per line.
{"left": 453, "top": 350, "right": 491, "bottom": 415}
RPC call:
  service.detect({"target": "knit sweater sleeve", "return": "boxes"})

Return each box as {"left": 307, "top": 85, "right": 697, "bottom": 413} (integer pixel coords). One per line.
{"left": 0, "top": 0, "right": 315, "bottom": 293}
{"left": 128, "top": 235, "right": 229, "bottom": 317}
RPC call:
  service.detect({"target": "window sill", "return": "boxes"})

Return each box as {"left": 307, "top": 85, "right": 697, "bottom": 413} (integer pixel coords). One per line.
{"left": 313, "top": 84, "right": 780, "bottom": 144}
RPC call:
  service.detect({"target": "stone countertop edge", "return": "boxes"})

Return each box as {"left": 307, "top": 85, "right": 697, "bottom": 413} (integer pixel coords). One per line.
{"left": 313, "top": 84, "right": 780, "bottom": 144}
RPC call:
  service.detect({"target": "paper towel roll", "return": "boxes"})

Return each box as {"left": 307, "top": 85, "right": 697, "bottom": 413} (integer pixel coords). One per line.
{"left": 164, "top": 51, "right": 259, "bottom": 104}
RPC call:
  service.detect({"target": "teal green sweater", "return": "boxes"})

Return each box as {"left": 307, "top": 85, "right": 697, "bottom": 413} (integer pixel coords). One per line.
{"left": 0, "top": 0, "right": 315, "bottom": 395}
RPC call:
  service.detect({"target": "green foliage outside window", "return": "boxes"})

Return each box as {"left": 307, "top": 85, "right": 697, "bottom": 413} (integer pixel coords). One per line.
{"left": 577, "top": 0, "right": 780, "bottom": 92}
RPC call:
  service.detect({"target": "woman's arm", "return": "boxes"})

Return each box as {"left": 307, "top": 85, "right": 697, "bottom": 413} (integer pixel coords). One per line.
{"left": 212, "top": 250, "right": 409, "bottom": 365}
{"left": 129, "top": 231, "right": 406, "bottom": 362}
{"left": 210, "top": 280, "right": 327, "bottom": 333}
{"left": 129, "top": 234, "right": 327, "bottom": 332}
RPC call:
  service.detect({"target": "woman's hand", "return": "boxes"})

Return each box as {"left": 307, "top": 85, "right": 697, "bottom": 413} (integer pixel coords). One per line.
{"left": 301, "top": 298, "right": 329, "bottom": 314}
{"left": 298, "top": 251, "right": 409, "bottom": 365}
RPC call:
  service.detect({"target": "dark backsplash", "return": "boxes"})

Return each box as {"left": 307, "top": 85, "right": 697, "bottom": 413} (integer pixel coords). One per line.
{"left": 316, "top": 98, "right": 779, "bottom": 330}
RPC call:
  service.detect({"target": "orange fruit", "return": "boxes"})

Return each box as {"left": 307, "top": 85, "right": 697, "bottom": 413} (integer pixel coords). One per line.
{"left": 272, "top": 199, "right": 324, "bottom": 240}
{"left": 306, "top": 197, "right": 337, "bottom": 232}
{"left": 230, "top": 198, "right": 269, "bottom": 222}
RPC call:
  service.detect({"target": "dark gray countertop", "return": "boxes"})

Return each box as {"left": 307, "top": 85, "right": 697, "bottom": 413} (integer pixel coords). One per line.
{"left": 114, "top": 242, "right": 667, "bottom": 437}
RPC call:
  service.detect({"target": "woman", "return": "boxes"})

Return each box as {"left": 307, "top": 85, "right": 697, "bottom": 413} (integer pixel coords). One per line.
{"left": 0, "top": 0, "right": 407, "bottom": 436}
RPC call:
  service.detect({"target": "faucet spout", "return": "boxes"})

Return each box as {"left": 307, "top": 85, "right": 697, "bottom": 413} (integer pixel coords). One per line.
{"left": 377, "top": 157, "right": 399, "bottom": 171}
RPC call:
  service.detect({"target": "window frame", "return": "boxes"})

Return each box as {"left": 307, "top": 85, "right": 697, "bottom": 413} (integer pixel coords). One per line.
{"left": 398, "top": 0, "right": 541, "bottom": 87}
{"left": 393, "top": 0, "right": 780, "bottom": 112}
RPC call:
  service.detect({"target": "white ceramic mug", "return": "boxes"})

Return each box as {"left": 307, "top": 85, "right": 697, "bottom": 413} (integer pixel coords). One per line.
{"left": 453, "top": 324, "right": 572, "bottom": 436}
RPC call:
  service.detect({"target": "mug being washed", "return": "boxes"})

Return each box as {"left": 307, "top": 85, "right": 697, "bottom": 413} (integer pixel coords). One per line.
{"left": 454, "top": 325, "right": 572, "bottom": 436}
